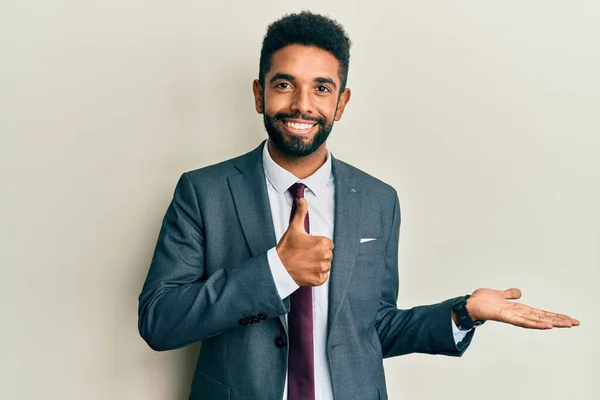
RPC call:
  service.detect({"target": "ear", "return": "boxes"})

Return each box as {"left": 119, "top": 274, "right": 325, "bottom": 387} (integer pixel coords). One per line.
{"left": 252, "top": 79, "right": 264, "bottom": 114}
{"left": 334, "top": 88, "right": 351, "bottom": 121}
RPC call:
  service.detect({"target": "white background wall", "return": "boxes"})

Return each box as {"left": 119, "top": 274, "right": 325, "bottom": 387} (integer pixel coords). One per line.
{"left": 2, "top": 1, "right": 598, "bottom": 399}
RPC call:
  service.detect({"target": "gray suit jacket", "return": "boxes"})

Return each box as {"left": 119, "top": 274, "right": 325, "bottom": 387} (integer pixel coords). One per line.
{"left": 138, "top": 141, "right": 473, "bottom": 400}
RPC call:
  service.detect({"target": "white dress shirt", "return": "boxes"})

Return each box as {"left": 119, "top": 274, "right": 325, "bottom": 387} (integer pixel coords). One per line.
{"left": 261, "top": 140, "right": 468, "bottom": 400}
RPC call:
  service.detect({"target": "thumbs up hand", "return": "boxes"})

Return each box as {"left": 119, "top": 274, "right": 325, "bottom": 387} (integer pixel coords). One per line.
{"left": 276, "top": 198, "right": 334, "bottom": 286}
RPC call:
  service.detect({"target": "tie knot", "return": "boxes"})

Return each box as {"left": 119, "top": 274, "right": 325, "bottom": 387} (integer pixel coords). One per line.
{"left": 289, "top": 182, "right": 306, "bottom": 200}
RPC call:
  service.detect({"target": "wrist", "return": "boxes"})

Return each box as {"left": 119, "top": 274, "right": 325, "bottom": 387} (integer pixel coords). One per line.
{"left": 465, "top": 296, "right": 478, "bottom": 321}
{"left": 275, "top": 245, "right": 288, "bottom": 268}
{"left": 452, "top": 294, "right": 485, "bottom": 330}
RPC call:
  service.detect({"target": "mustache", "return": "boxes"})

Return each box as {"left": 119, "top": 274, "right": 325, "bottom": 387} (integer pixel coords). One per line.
{"left": 273, "top": 112, "right": 325, "bottom": 125}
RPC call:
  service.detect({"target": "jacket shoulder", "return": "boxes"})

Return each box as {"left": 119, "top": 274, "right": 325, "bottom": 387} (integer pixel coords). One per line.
{"left": 335, "top": 158, "right": 398, "bottom": 200}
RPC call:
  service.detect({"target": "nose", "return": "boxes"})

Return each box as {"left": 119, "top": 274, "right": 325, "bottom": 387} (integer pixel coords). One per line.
{"left": 290, "top": 87, "right": 313, "bottom": 115}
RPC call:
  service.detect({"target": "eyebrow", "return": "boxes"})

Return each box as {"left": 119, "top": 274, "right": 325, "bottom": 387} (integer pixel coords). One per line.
{"left": 315, "top": 77, "right": 337, "bottom": 90}
{"left": 269, "top": 73, "right": 338, "bottom": 90}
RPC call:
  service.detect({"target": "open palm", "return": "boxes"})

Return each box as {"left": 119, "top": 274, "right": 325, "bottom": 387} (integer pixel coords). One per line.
{"left": 468, "top": 288, "right": 579, "bottom": 329}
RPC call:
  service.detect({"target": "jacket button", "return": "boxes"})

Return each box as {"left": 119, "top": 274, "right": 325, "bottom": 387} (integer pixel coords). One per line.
{"left": 258, "top": 313, "right": 267, "bottom": 320}
{"left": 275, "top": 337, "right": 287, "bottom": 348}
{"left": 252, "top": 316, "right": 260, "bottom": 323}
{"left": 239, "top": 318, "right": 248, "bottom": 326}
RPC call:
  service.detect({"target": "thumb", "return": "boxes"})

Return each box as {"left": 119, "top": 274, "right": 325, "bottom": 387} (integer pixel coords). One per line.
{"left": 501, "top": 288, "right": 522, "bottom": 300}
{"left": 290, "top": 198, "right": 309, "bottom": 233}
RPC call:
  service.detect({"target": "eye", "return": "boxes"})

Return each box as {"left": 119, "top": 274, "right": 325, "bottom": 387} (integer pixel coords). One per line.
{"left": 316, "top": 85, "right": 330, "bottom": 93}
{"left": 276, "top": 82, "right": 292, "bottom": 89}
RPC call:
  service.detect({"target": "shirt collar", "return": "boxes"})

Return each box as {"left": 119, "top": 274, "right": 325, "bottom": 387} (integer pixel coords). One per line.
{"left": 262, "top": 139, "right": 333, "bottom": 197}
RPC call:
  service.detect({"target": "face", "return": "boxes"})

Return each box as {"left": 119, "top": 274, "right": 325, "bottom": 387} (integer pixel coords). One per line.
{"left": 253, "top": 44, "right": 351, "bottom": 158}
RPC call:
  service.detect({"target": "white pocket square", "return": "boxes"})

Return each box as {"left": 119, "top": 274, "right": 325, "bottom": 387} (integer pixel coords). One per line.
{"left": 360, "top": 238, "right": 377, "bottom": 243}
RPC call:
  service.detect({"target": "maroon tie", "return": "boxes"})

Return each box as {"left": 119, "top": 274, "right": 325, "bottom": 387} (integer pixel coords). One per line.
{"left": 287, "top": 183, "right": 315, "bottom": 400}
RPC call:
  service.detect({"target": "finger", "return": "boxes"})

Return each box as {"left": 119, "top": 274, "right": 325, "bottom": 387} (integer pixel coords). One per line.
{"left": 498, "top": 304, "right": 579, "bottom": 329}
{"left": 521, "top": 319, "right": 554, "bottom": 330}
{"left": 507, "top": 313, "right": 553, "bottom": 330}
{"left": 516, "top": 310, "right": 576, "bottom": 328}
{"left": 528, "top": 314, "right": 574, "bottom": 328}
{"left": 529, "top": 309, "right": 580, "bottom": 326}
{"left": 315, "top": 272, "right": 329, "bottom": 286}
{"left": 501, "top": 288, "right": 522, "bottom": 300}
{"left": 322, "top": 237, "right": 334, "bottom": 250}
{"left": 290, "top": 198, "right": 309, "bottom": 232}
{"left": 313, "top": 236, "right": 334, "bottom": 250}
{"left": 530, "top": 308, "right": 570, "bottom": 320}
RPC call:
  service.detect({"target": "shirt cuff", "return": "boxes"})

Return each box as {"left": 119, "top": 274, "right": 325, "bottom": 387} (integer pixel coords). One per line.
{"left": 452, "top": 317, "right": 471, "bottom": 345}
{"left": 267, "top": 247, "right": 299, "bottom": 300}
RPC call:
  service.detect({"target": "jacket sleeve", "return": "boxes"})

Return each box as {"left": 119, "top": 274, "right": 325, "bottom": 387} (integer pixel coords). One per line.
{"left": 138, "top": 173, "right": 289, "bottom": 351}
{"left": 375, "top": 192, "right": 474, "bottom": 358}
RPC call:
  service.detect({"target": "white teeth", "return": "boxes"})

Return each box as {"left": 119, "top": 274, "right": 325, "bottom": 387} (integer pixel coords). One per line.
{"left": 285, "top": 121, "right": 314, "bottom": 130}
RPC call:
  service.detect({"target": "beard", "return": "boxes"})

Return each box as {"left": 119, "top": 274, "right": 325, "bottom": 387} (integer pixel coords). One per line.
{"left": 263, "top": 111, "right": 334, "bottom": 158}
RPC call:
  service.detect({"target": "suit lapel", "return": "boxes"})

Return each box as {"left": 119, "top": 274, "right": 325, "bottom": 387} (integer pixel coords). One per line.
{"left": 228, "top": 141, "right": 277, "bottom": 258}
{"left": 227, "top": 143, "right": 363, "bottom": 336}
{"left": 227, "top": 141, "right": 288, "bottom": 334}
{"left": 327, "top": 157, "right": 362, "bottom": 334}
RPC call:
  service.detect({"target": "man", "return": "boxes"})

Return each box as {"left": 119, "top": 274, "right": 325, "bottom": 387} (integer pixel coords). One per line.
{"left": 138, "top": 11, "right": 579, "bottom": 400}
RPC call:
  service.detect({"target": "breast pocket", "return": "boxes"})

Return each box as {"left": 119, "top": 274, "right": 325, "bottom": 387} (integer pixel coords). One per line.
{"left": 357, "top": 237, "right": 385, "bottom": 256}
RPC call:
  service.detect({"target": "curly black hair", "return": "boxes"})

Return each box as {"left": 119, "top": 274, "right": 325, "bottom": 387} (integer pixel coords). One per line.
{"left": 258, "top": 11, "right": 352, "bottom": 92}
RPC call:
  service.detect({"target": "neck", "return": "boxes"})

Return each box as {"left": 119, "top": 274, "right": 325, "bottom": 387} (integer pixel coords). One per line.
{"left": 266, "top": 140, "right": 328, "bottom": 179}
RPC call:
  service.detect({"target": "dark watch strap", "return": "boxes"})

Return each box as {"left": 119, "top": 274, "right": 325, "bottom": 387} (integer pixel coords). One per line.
{"left": 452, "top": 294, "right": 485, "bottom": 330}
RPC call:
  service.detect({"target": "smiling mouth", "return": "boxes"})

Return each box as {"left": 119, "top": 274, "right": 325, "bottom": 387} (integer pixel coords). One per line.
{"left": 281, "top": 120, "right": 317, "bottom": 135}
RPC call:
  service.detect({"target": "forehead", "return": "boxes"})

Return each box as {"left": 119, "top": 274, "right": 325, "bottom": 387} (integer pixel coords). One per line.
{"left": 268, "top": 44, "right": 340, "bottom": 84}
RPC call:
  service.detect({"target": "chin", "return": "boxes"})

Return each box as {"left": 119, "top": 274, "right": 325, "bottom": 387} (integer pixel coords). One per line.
{"left": 264, "top": 115, "right": 331, "bottom": 157}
